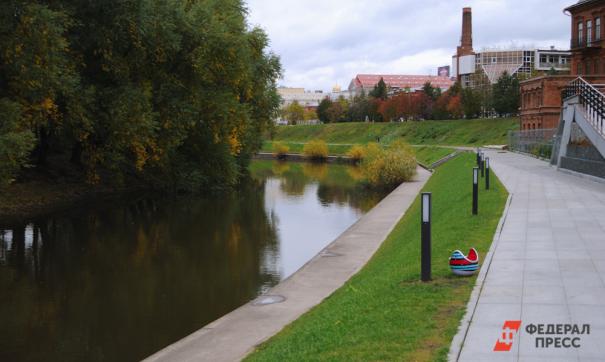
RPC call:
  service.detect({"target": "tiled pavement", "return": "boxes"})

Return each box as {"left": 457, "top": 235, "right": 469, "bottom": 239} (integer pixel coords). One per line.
{"left": 455, "top": 151, "right": 605, "bottom": 362}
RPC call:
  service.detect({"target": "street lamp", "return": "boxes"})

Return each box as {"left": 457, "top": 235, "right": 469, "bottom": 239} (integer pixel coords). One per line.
{"left": 421, "top": 192, "right": 432, "bottom": 282}
{"left": 472, "top": 167, "right": 479, "bottom": 215}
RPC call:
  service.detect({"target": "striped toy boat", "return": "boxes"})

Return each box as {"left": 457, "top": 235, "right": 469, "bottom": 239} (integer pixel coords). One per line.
{"left": 449, "top": 248, "right": 480, "bottom": 276}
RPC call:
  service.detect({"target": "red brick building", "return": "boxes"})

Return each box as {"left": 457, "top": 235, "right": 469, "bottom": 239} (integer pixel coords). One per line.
{"left": 568, "top": 0, "right": 605, "bottom": 74}
{"left": 520, "top": 0, "right": 605, "bottom": 130}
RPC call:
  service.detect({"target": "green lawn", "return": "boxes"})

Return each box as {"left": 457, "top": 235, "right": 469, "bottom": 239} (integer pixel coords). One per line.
{"left": 413, "top": 146, "right": 458, "bottom": 167}
{"left": 270, "top": 118, "right": 518, "bottom": 146}
{"left": 245, "top": 153, "right": 508, "bottom": 362}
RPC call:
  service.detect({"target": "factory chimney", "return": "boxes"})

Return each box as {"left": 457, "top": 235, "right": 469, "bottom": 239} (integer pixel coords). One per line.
{"left": 458, "top": 7, "right": 474, "bottom": 56}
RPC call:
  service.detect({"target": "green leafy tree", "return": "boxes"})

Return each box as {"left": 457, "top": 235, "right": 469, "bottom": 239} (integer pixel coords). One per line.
{"left": 317, "top": 97, "right": 332, "bottom": 123}
{"left": 492, "top": 72, "right": 520, "bottom": 116}
{"left": 422, "top": 82, "right": 438, "bottom": 101}
{"left": 461, "top": 88, "right": 482, "bottom": 119}
{"left": 370, "top": 77, "right": 388, "bottom": 100}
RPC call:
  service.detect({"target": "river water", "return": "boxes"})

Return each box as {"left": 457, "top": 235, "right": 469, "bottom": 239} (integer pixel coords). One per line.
{"left": 0, "top": 160, "right": 388, "bottom": 361}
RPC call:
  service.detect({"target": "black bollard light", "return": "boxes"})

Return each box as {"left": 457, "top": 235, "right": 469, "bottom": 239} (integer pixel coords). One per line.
{"left": 476, "top": 149, "right": 481, "bottom": 167}
{"left": 421, "top": 192, "right": 432, "bottom": 282}
{"left": 480, "top": 153, "right": 485, "bottom": 178}
{"left": 472, "top": 167, "right": 479, "bottom": 215}
{"left": 486, "top": 157, "right": 490, "bottom": 190}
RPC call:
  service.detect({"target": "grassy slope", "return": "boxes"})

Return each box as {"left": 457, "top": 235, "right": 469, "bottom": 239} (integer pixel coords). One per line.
{"left": 270, "top": 118, "right": 519, "bottom": 146}
{"left": 245, "top": 153, "right": 508, "bottom": 362}
{"left": 412, "top": 146, "right": 456, "bottom": 166}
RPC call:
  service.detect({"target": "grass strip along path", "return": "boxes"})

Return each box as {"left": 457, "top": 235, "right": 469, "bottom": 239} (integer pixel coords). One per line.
{"left": 245, "top": 153, "right": 508, "bottom": 362}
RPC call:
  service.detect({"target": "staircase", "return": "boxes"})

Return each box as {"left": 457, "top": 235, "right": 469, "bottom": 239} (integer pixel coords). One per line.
{"left": 553, "top": 77, "right": 605, "bottom": 179}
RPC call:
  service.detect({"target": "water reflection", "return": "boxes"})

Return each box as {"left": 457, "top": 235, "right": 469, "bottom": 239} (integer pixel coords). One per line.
{"left": 0, "top": 161, "right": 387, "bottom": 361}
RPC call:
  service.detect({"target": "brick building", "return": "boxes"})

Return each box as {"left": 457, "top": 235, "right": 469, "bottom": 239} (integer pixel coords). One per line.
{"left": 568, "top": 0, "right": 605, "bottom": 75}
{"left": 520, "top": 0, "right": 605, "bottom": 130}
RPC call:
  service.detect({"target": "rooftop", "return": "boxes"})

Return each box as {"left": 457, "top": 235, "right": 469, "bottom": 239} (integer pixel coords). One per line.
{"left": 352, "top": 74, "right": 454, "bottom": 90}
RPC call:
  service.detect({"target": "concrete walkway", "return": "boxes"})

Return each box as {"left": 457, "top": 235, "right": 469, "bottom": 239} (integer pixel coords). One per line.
{"left": 145, "top": 167, "right": 432, "bottom": 362}
{"left": 452, "top": 151, "right": 605, "bottom": 362}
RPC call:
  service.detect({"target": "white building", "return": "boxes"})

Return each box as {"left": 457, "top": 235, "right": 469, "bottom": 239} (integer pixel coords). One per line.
{"left": 277, "top": 87, "right": 326, "bottom": 108}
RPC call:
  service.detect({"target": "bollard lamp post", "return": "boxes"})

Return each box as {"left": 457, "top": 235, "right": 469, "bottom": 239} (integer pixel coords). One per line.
{"left": 486, "top": 157, "right": 490, "bottom": 190}
{"left": 472, "top": 167, "right": 479, "bottom": 215}
{"left": 421, "top": 192, "right": 432, "bottom": 282}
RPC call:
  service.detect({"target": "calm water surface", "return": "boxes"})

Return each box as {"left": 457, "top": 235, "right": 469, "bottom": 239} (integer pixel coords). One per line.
{"left": 0, "top": 161, "right": 387, "bottom": 362}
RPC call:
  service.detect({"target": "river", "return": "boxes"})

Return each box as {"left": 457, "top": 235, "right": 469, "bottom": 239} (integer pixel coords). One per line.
{"left": 0, "top": 160, "right": 388, "bottom": 361}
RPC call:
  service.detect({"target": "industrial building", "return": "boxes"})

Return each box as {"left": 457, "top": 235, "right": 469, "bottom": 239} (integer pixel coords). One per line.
{"left": 452, "top": 8, "right": 571, "bottom": 91}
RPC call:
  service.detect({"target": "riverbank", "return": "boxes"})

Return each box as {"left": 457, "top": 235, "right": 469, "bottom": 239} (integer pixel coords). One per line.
{"left": 245, "top": 153, "right": 508, "bottom": 361}
{"left": 258, "top": 146, "right": 459, "bottom": 169}
{"left": 144, "top": 166, "right": 432, "bottom": 362}
{"left": 268, "top": 118, "right": 519, "bottom": 146}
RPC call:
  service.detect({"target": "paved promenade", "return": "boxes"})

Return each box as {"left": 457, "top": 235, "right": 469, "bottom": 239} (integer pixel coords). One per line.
{"left": 453, "top": 151, "right": 605, "bottom": 362}
{"left": 145, "top": 167, "right": 431, "bottom": 362}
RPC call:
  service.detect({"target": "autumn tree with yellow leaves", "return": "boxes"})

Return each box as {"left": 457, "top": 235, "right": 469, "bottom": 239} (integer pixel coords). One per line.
{"left": 0, "top": 0, "right": 281, "bottom": 190}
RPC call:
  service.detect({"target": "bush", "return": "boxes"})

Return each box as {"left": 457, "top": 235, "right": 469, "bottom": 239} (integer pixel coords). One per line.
{"left": 361, "top": 141, "right": 416, "bottom": 188}
{"left": 346, "top": 145, "right": 366, "bottom": 162}
{"left": 272, "top": 142, "right": 290, "bottom": 159}
{"left": 303, "top": 140, "right": 329, "bottom": 161}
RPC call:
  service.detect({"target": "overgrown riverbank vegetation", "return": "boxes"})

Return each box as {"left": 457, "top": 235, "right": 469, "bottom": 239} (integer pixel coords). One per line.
{"left": 246, "top": 153, "right": 508, "bottom": 361}
{"left": 0, "top": 1, "right": 280, "bottom": 192}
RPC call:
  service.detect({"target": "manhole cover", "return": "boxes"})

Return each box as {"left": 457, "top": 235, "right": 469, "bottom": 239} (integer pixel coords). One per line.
{"left": 252, "top": 295, "right": 286, "bottom": 306}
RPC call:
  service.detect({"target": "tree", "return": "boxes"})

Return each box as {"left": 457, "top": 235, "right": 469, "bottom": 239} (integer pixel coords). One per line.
{"left": 422, "top": 82, "right": 438, "bottom": 101}
{"left": 303, "top": 108, "right": 317, "bottom": 121}
{"left": 326, "top": 102, "right": 344, "bottom": 123}
{"left": 370, "top": 77, "right": 388, "bottom": 100}
{"left": 317, "top": 97, "right": 332, "bottom": 123}
{"left": 284, "top": 101, "right": 305, "bottom": 125}
{"left": 348, "top": 91, "right": 371, "bottom": 122}
{"left": 492, "top": 72, "right": 520, "bottom": 116}
{"left": 461, "top": 88, "right": 482, "bottom": 119}
{"left": 0, "top": 0, "right": 282, "bottom": 190}
{"left": 447, "top": 96, "right": 464, "bottom": 119}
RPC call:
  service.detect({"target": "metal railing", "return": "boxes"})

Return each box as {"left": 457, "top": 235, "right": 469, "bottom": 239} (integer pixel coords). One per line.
{"left": 508, "top": 128, "right": 558, "bottom": 160}
{"left": 563, "top": 77, "right": 605, "bottom": 137}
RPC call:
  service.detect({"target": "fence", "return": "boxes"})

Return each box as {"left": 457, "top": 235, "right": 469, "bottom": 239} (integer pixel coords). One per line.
{"left": 508, "top": 128, "right": 558, "bottom": 160}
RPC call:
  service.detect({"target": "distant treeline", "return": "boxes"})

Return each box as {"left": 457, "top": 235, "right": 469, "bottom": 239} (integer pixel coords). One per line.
{"left": 291, "top": 75, "right": 520, "bottom": 124}
{"left": 0, "top": 0, "right": 281, "bottom": 191}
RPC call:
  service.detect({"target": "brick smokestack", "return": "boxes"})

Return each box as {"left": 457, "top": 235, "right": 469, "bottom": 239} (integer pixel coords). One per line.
{"left": 458, "top": 7, "right": 474, "bottom": 56}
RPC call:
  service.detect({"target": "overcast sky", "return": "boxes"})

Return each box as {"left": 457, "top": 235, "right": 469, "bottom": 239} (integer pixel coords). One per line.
{"left": 245, "top": 0, "right": 573, "bottom": 92}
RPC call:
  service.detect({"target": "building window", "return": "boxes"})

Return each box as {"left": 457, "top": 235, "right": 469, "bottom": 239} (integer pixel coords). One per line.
{"left": 597, "top": 18, "right": 602, "bottom": 41}
{"left": 586, "top": 60, "right": 592, "bottom": 75}
{"left": 579, "top": 22, "right": 584, "bottom": 45}
{"left": 578, "top": 63, "right": 583, "bottom": 75}
{"left": 587, "top": 20, "right": 593, "bottom": 44}
{"left": 595, "top": 59, "right": 600, "bottom": 74}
